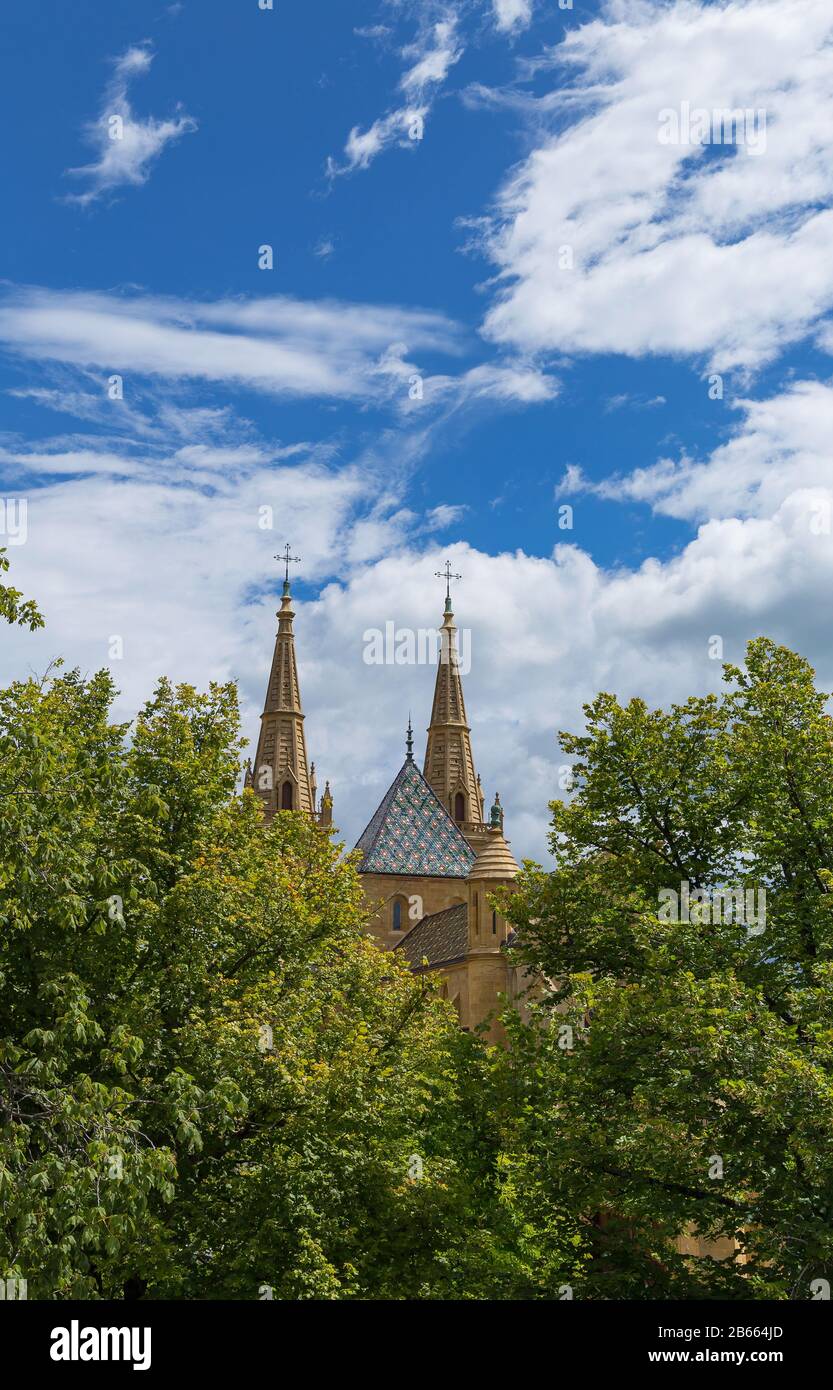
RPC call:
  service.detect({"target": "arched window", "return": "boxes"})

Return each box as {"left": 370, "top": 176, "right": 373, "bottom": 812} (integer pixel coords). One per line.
{"left": 473, "top": 892, "right": 479, "bottom": 935}
{"left": 492, "top": 909, "right": 497, "bottom": 935}
{"left": 392, "top": 896, "right": 409, "bottom": 931}
{"left": 454, "top": 792, "right": 465, "bottom": 822}
{"left": 281, "top": 781, "right": 293, "bottom": 810}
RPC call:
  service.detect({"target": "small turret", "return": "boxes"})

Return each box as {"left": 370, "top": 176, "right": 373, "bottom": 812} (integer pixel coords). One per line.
{"left": 466, "top": 830, "right": 519, "bottom": 951}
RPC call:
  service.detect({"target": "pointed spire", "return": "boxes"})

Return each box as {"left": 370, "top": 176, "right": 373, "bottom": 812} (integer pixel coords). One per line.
{"left": 423, "top": 564, "right": 483, "bottom": 831}
{"left": 319, "top": 780, "right": 333, "bottom": 828}
{"left": 251, "top": 549, "right": 314, "bottom": 821}
{"left": 406, "top": 713, "right": 414, "bottom": 761}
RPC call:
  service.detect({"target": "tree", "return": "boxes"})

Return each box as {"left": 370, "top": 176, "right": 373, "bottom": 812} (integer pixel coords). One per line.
{"left": 0, "top": 664, "right": 572, "bottom": 1298}
{"left": 0, "top": 548, "right": 43, "bottom": 630}
{"left": 499, "top": 638, "right": 833, "bottom": 1299}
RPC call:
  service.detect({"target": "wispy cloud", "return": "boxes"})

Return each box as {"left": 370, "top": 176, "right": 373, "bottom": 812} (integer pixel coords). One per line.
{"left": 604, "top": 393, "right": 666, "bottom": 413}
{"left": 491, "top": 0, "right": 533, "bottom": 34}
{"left": 0, "top": 285, "right": 557, "bottom": 425}
{"left": 65, "top": 42, "right": 196, "bottom": 206}
{"left": 354, "top": 25, "right": 391, "bottom": 41}
{"left": 0, "top": 286, "right": 462, "bottom": 404}
{"left": 426, "top": 502, "right": 467, "bottom": 529}
{"left": 328, "top": 9, "right": 463, "bottom": 175}
{"left": 565, "top": 379, "right": 833, "bottom": 525}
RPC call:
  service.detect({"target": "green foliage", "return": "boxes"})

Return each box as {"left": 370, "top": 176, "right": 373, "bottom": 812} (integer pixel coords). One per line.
{"left": 0, "top": 548, "right": 43, "bottom": 630}
{"left": 0, "top": 663, "right": 577, "bottom": 1298}
{"left": 499, "top": 638, "right": 833, "bottom": 1298}
{"left": 14, "top": 594, "right": 826, "bottom": 1298}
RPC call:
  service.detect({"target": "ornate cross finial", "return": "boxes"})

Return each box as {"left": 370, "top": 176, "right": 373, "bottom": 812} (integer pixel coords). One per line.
{"left": 435, "top": 559, "right": 462, "bottom": 609}
{"left": 276, "top": 544, "right": 301, "bottom": 591}
{"left": 406, "top": 713, "right": 414, "bottom": 761}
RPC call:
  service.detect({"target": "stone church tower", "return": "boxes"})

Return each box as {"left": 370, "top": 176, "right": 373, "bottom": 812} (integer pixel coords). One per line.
{"left": 246, "top": 564, "right": 738, "bottom": 1251}
{"left": 247, "top": 554, "right": 523, "bottom": 1037}
{"left": 349, "top": 564, "right": 526, "bottom": 1036}
{"left": 244, "top": 551, "right": 332, "bottom": 827}
{"left": 423, "top": 582, "right": 489, "bottom": 850}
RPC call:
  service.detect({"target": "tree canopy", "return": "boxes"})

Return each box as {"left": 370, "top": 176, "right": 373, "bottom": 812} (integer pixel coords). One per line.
{"left": 0, "top": 661, "right": 578, "bottom": 1298}
{"left": 4, "top": 580, "right": 830, "bottom": 1300}
{"left": 499, "top": 638, "right": 833, "bottom": 1299}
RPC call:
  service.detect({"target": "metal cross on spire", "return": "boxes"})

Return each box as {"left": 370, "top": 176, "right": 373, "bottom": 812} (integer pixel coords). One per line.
{"left": 276, "top": 543, "right": 301, "bottom": 588}
{"left": 435, "top": 559, "right": 462, "bottom": 608}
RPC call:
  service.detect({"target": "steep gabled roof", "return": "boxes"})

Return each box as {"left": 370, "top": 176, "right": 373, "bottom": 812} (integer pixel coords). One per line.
{"left": 354, "top": 757, "right": 476, "bottom": 877}
{"left": 394, "top": 902, "right": 468, "bottom": 969}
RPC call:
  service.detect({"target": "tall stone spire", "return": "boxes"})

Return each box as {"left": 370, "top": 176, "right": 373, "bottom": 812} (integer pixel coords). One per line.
{"left": 248, "top": 547, "right": 314, "bottom": 821}
{"left": 423, "top": 562, "right": 484, "bottom": 831}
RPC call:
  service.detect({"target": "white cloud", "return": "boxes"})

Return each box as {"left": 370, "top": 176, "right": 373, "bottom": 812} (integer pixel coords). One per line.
{"left": 0, "top": 287, "right": 558, "bottom": 431}
{"left": 65, "top": 43, "right": 196, "bottom": 205}
{"left": 0, "top": 287, "right": 461, "bottom": 404}
{"left": 492, "top": 0, "right": 533, "bottom": 34}
{"left": 604, "top": 392, "right": 665, "bottom": 412}
{"left": 426, "top": 502, "right": 467, "bottom": 529}
{"left": 480, "top": 0, "right": 833, "bottom": 372}
{"left": 567, "top": 378, "right": 833, "bottom": 525}
{"left": 408, "top": 359, "right": 558, "bottom": 410}
{"left": 7, "top": 424, "right": 833, "bottom": 866}
{"left": 400, "top": 17, "right": 461, "bottom": 90}
{"left": 337, "top": 107, "right": 428, "bottom": 173}
{"left": 329, "top": 9, "right": 462, "bottom": 174}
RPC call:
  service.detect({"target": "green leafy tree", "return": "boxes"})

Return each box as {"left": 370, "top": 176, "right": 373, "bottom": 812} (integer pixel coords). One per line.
{"left": 0, "top": 663, "right": 576, "bottom": 1298}
{"left": 0, "top": 548, "right": 43, "bottom": 630}
{"left": 499, "top": 638, "right": 833, "bottom": 1299}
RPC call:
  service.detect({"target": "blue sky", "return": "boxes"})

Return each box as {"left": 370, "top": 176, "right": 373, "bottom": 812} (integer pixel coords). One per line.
{"left": 3, "top": 0, "right": 833, "bottom": 861}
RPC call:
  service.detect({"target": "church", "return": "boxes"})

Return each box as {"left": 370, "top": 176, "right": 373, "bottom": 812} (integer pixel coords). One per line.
{"left": 242, "top": 550, "right": 736, "bottom": 1260}
{"left": 243, "top": 552, "right": 530, "bottom": 1041}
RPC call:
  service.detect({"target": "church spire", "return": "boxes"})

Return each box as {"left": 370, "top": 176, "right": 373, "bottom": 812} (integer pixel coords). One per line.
{"left": 423, "top": 561, "right": 483, "bottom": 830}
{"left": 249, "top": 548, "right": 315, "bottom": 821}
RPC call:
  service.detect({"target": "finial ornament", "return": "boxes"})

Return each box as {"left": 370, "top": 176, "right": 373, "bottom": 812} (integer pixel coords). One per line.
{"left": 276, "top": 543, "right": 301, "bottom": 594}
{"left": 435, "top": 559, "right": 462, "bottom": 612}
{"left": 490, "top": 792, "right": 504, "bottom": 830}
{"left": 406, "top": 713, "right": 414, "bottom": 761}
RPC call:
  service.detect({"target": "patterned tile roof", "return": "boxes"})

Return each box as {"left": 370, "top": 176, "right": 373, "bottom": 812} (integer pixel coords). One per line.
{"left": 354, "top": 758, "right": 476, "bottom": 877}
{"left": 394, "top": 902, "right": 469, "bottom": 969}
